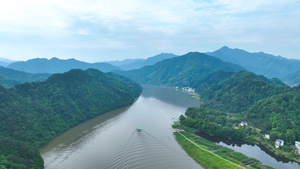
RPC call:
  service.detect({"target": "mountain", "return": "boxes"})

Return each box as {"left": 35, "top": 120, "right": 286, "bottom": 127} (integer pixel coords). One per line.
{"left": 0, "top": 61, "right": 9, "bottom": 67}
{"left": 118, "top": 52, "right": 244, "bottom": 87}
{"left": 105, "top": 58, "right": 144, "bottom": 66}
{"left": 0, "top": 57, "right": 14, "bottom": 67}
{"left": 246, "top": 86, "right": 300, "bottom": 144}
{"left": 281, "top": 70, "right": 300, "bottom": 86}
{"left": 180, "top": 70, "right": 297, "bottom": 146}
{"left": 0, "top": 66, "right": 50, "bottom": 87}
{"left": 0, "top": 69, "right": 142, "bottom": 168}
{"left": 7, "top": 57, "right": 120, "bottom": 74}
{"left": 0, "top": 86, "right": 45, "bottom": 168}
{"left": 193, "top": 70, "right": 289, "bottom": 113}
{"left": 207, "top": 46, "right": 300, "bottom": 78}
{"left": 114, "top": 53, "right": 178, "bottom": 70}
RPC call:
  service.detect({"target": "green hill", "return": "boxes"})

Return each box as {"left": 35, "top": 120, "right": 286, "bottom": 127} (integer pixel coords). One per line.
{"left": 180, "top": 70, "right": 293, "bottom": 139}
{"left": 246, "top": 86, "right": 300, "bottom": 144}
{"left": 119, "top": 52, "right": 244, "bottom": 87}
{"left": 179, "top": 69, "right": 300, "bottom": 158}
{"left": 0, "top": 66, "right": 50, "bottom": 87}
{"left": 194, "top": 71, "right": 289, "bottom": 113}
{"left": 0, "top": 69, "right": 142, "bottom": 168}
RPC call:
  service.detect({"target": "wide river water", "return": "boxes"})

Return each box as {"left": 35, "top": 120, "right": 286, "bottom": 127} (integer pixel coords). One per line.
{"left": 41, "top": 85, "right": 300, "bottom": 169}
{"left": 41, "top": 85, "right": 203, "bottom": 169}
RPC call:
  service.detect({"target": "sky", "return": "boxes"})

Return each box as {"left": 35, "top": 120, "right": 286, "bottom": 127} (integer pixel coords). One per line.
{"left": 0, "top": 0, "right": 299, "bottom": 62}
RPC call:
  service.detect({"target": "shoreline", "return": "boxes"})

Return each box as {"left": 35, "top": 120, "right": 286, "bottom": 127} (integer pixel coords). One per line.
{"left": 173, "top": 124, "right": 274, "bottom": 169}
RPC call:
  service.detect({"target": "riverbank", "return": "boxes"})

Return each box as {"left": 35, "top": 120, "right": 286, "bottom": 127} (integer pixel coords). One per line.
{"left": 173, "top": 124, "right": 274, "bottom": 169}
{"left": 255, "top": 136, "right": 300, "bottom": 163}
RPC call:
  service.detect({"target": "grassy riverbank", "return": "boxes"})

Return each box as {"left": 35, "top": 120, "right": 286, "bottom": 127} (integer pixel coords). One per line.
{"left": 173, "top": 124, "right": 274, "bottom": 169}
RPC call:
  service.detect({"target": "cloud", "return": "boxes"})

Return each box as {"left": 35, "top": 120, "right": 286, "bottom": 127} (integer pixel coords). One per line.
{"left": 0, "top": 0, "right": 299, "bottom": 61}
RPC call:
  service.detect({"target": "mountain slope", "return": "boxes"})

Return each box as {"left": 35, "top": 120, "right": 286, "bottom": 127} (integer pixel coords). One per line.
{"left": 12, "top": 69, "right": 142, "bottom": 124}
{"left": 7, "top": 57, "right": 120, "bottom": 74}
{"left": 0, "top": 61, "right": 9, "bottom": 67}
{"left": 194, "top": 71, "right": 289, "bottom": 113}
{"left": 282, "top": 70, "right": 300, "bottom": 86}
{"left": 118, "top": 53, "right": 178, "bottom": 70}
{"left": 119, "top": 52, "right": 244, "bottom": 87}
{"left": 246, "top": 86, "right": 300, "bottom": 144}
{"left": 0, "top": 66, "right": 50, "bottom": 87}
{"left": 0, "top": 58, "right": 14, "bottom": 67}
{"left": 105, "top": 58, "right": 144, "bottom": 66}
{"left": 208, "top": 46, "right": 300, "bottom": 78}
{"left": 180, "top": 71, "right": 296, "bottom": 146}
{"left": 1, "top": 69, "right": 142, "bottom": 168}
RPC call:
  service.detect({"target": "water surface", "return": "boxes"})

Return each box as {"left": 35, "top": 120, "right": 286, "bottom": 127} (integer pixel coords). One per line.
{"left": 41, "top": 85, "right": 202, "bottom": 169}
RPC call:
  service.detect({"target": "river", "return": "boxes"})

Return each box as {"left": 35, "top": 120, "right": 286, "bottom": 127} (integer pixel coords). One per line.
{"left": 41, "top": 85, "right": 300, "bottom": 169}
{"left": 41, "top": 85, "right": 203, "bottom": 169}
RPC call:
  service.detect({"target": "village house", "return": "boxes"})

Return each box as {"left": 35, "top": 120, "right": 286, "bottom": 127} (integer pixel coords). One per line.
{"left": 240, "top": 122, "right": 247, "bottom": 127}
{"left": 264, "top": 134, "right": 270, "bottom": 139}
{"left": 181, "top": 87, "right": 195, "bottom": 93}
{"left": 275, "top": 139, "right": 284, "bottom": 148}
{"left": 295, "top": 141, "right": 300, "bottom": 154}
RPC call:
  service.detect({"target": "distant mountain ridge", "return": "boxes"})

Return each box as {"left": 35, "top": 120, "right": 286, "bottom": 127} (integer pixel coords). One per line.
{"left": 105, "top": 58, "right": 144, "bottom": 66}
{"left": 0, "top": 57, "right": 14, "bottom": 67}
{"left": 282, "top": 70, "right": 300, "bottom": 86}
{"left": 7, "top": 57, "right": 120, "bottom": 74}
{"left": 207, "top": 46, "right": 300, "bottom": 79}
{"left": 0, "top": 66, "right": 50, "bottom": 87}
{"left": 118, "top": 52, "right": 244, "bottom": 87}
{"left": 108, "top": 53, "right": 178, "bottom": 70}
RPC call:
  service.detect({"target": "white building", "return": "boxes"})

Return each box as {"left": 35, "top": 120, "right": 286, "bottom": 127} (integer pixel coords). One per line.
{"left": 275, "top": 139, "right": 284, "bottom": 148}
{"left": 295, "top": 141, "right": 300, "bottom": 154}
{"left": 264, "top": 134, "right": 270, "bottom": 139}
{"left": 240, "top": 122, "right": 248, "bottom": 127}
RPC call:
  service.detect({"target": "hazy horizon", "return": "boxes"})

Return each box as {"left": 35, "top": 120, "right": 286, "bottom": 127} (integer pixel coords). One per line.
{"left": 0, "top": 0, "right": 299, "bottom": 62}
{"left": 0, "top": 46, "right": 296, "bottom": 64}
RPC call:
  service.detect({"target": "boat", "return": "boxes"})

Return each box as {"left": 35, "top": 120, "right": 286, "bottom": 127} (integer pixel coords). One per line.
{"left": 137, "top": 127, "right": 141, "bottom": 132}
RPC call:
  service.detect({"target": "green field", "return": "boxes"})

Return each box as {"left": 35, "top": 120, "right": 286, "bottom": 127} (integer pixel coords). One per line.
{"left": 174, "top": 130, "right": 274, "bottom": 169}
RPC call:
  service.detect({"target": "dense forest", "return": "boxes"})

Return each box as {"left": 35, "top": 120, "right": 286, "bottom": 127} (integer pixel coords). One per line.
{"left": 0, "top": 69, "right": 142, "bottom": 168}
{"left": 180, "top": 70, "right": 300, "bottom": 155}
{"left": 0, "top": 66, "right": 50, "bottom": 87}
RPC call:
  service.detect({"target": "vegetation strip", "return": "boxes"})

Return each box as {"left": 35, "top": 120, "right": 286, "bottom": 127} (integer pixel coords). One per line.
{"left": 177, "top": 131, "right": 245, "bottom": 169}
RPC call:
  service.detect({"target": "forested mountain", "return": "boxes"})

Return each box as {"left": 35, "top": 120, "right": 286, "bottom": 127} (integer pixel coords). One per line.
{"left": 246, "top": 86, "right": 300, "bottom": 144}
{"left": 282, "top": 70, "right": 300, "bottom": 86}
{"left": 0, "top": 66, "right": 50, "bottom": 87}
{"left": 193, "top": 71, "right": 289, "bottom": 113}
{"left": 180, "top": 70, "right": 299, "bottom": 152}
{"left": 208, "top": 46, "right": 300, "bottom": 78}
{"left": 118, "top": 52, "right": 244, "bottom": 87}
{"left": 116, "top": 53, "right": 178, "bottom": 70}
{"left": 7, "top": 57, "right": 120, "bottom": 74}
{"left": 0, "top": 69, "right": 142, "bottom": 168}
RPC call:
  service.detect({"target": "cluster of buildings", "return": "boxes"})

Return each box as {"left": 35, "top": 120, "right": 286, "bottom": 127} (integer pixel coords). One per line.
{"left": 176, "top": 87, "right": 195, "bottom": 93}
{"left": 265, "top": 137, "right": 300, "bottom": 154}
{"left": 234, "top": 122, "right": 248, "bottom": 130}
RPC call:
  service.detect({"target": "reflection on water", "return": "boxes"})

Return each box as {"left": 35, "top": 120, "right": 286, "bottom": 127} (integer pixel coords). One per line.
{"left": 41, "top": 85, "right": 202, "bottom": 169}
{"left": 196, "top": 131, "right": 300, "bottom": 169}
